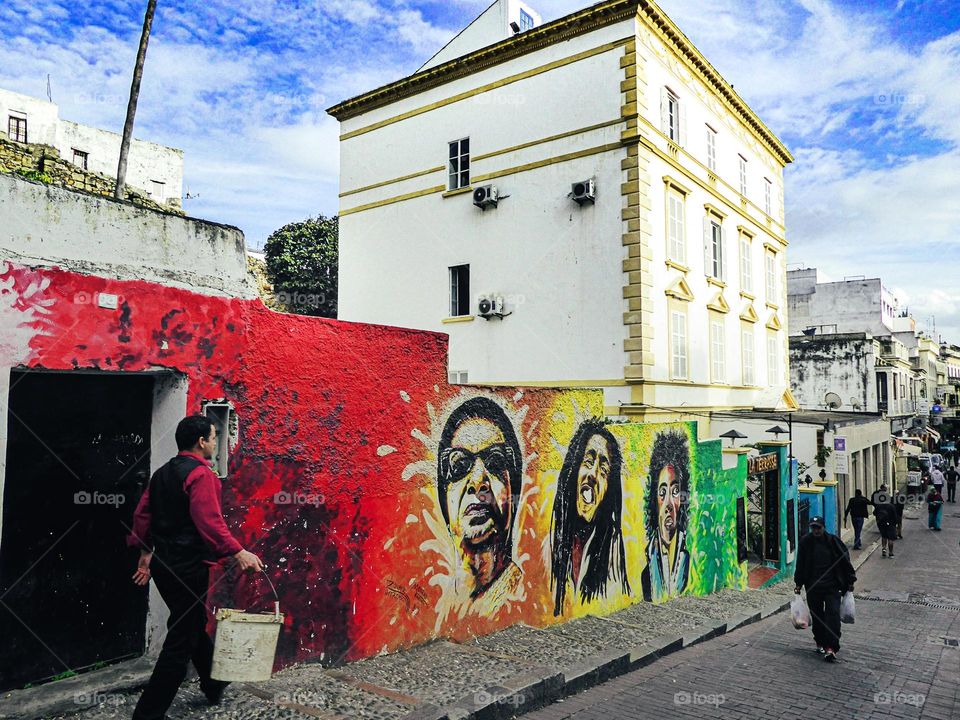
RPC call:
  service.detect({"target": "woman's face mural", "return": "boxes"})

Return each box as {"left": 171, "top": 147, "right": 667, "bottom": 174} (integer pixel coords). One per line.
{"left": 442, "top": 418, "right": 515, "bottom": 553}
{"left": 437, "top": 397, "right": 523, "bottom": 602}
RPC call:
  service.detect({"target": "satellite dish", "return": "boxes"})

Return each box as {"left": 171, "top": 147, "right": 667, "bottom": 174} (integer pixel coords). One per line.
{"left": 824, "top": 392, "right": 843, "bottom": 409}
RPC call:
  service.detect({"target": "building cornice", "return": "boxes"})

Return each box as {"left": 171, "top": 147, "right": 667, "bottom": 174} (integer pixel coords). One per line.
{"left": 327, "top": 0, "right": 638, "bottom": 122}
{"left": 326, "top": 0, "right": 793, "bottom": 166}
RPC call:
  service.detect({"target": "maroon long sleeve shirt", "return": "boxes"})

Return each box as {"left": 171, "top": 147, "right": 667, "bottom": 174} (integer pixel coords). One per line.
{"left": 127, "top": 451, "right": 243, "bottom": 559}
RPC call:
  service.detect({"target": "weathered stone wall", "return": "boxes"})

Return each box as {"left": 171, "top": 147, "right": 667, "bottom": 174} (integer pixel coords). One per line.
{"left": 0, "top": 136, "right": 180, "bottom": 215}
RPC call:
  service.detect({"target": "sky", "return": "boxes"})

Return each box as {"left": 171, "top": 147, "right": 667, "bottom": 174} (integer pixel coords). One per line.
{"left": 0, "top": 0, "right": 958, "bottom": 338}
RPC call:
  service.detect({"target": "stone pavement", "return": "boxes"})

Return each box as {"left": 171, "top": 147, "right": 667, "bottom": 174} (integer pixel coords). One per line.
{"left": 520, "top": 499, "right": 960, "bottom": 720}
{"left": 0, "top": 518, "right": 887, "bottom": 720}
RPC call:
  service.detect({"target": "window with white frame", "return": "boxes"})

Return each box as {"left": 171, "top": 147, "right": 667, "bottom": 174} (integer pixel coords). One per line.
{"left": 448, "top": 370, "right": 469, "bottom": 384}
{"left": 740, "top": 233, "right": 753, "bottom": 292}
{"left": 765, "top": 250, "right": 777, "bottom": 302}
{"left": 449, "top": 264, "right": 470, "bottom": 317}
{"left": 706, "top": 125, "right": 716, "bottom": 171}
{"left": 742, "top": 326, "right": 755, "bottom": 385}
{"left": 148, "top": 180, "right": 166, "bottom": 202}
{"left": 704, "top": 216, "right": 725, "bottom": 280}
{"left": 448, "top": 137, "right": 470, "bottom": 190}
{"left": 767, "top": 333, "right": 779, "bottom": 384}
{"left": 764, "top": 178, "right": 772, "bottom": 216}
{"left": 661, "top": 88, "right": 683, "bottom": 143}
{"left": 738, "top": 155, "right": 747, "bottom": 196}
{"left": 670, "top": 307, "right": 688, "bottom": 380}
{"left": 667, "top": 190, "right": 686, "bottom": 264}
{"left": 710, "top": 316, "right": 726, "bottom": 383}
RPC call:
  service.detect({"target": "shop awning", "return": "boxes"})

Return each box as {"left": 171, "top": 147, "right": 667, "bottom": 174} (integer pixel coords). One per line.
{"left": 925, "top": 426, "right": 942, "bottom": 443}
{"left": 892, "top": 436, "right": 921, "bottom": 455}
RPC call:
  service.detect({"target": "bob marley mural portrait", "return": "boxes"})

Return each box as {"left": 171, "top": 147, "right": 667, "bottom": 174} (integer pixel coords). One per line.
{"left": 641, "top": 430, "right": 691, "bottom": 602}
{"left": 550, "top": 418, "right": 629, "bottom": 616}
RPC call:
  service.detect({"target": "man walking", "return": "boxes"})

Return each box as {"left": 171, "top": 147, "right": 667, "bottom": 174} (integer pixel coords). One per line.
{"left": 843, "top": 489, "right": 870, "bottom": 550}
{"left": 870, "top": 484, "right": 898, "bottom": 558}
{"left": 945, "top": 464, "right": 958, "bottom": 503}
{"left": 931, "top": 463, "right": 945, "bottom": 496}
{"left": 128, "top": 416, "right": 263, "bottom": 720}
{"left": 927, "top": 484, "right": 945, "bottom": 531}
{"left": 794, "top": 516, "right": 856, "bottom": 663}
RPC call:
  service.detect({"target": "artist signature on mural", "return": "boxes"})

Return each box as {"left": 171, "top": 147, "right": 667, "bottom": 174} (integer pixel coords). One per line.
{"left": 386, "top": 580, "right": 428, "bottom": 611}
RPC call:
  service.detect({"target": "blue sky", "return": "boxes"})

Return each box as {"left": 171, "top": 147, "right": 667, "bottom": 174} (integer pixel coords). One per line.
{"left": 1, "top": 0, "right": 959, "bottom": 337}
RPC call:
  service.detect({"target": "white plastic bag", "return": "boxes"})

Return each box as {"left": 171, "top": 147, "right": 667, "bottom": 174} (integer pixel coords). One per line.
{"left": 791, "top": 595, "right": 811, "bottom": 629}
{"left": 840, "top": 591, "right": 856, "bottom": 624}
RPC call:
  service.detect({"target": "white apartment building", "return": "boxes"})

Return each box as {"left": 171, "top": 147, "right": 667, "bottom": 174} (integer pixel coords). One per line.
{"left": 0, "top": 88, "right": 183, "bottom": 209}
{"left": 329, "top": 0, "right": 794, "bottom": 419}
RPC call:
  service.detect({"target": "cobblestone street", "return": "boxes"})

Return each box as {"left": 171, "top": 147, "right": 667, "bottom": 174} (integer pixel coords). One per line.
{"left": 522, "top": 501, "right": 960, "bottom": 720}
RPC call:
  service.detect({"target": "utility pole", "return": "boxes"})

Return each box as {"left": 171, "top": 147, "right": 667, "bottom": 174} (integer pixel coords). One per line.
{"left": 115, "top": 0, "right": 157, "bottom": 200}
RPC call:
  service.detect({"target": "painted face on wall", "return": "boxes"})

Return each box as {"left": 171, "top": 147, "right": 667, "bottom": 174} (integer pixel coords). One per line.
{"left": 576, "top": 433, "right": 611, "bottom": 523}
{"left": 657, "top": 464, "right": 681, "bottom": 545}
{"left": 443, "top": 418, "right": 514, "bottom": 548}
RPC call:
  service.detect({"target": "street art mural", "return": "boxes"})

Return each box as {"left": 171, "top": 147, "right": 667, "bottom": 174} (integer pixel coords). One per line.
{"left": 550, "top": 419, "right": 629, "bottom": 616}
{"left": 0, "top": 260, "right": 749, "bottom": 682}
{"left": 641, "top": 430, "right": 691, "bottom": 602}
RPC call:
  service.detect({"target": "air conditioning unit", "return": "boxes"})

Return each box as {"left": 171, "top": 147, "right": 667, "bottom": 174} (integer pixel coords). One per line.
{"left": 571, "top": 178, "right": 596, "bottom": 205}
{"left": 478, "top": 296, "right": 495, "bottom": 317}
{"left": 478, "top": 294, "right": 511, "bottom": 321}
{"left": 473, "top": 185, "right": 499, "bottom": 210}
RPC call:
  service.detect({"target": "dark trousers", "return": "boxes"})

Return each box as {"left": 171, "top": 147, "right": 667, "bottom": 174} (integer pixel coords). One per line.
{"left": 133, "top": 563, "right": 222, "bottom": 720}
{"left": 851, "top": 517, "right": 864, "bottom": 547}
{"left": 948, "top": 483, "right": 957, "bottom": 502}
{"left": 807, "top": 587, "right": 842, "bottom": 652}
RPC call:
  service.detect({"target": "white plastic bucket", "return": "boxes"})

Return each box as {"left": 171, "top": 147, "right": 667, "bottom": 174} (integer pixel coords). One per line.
{"left": 211, "top": 606, "right": 284, "bottom": 682}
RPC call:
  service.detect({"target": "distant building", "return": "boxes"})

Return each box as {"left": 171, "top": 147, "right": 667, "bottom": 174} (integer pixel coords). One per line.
{"left": 787, "top": 268, "right": 900, "bottom": 337}
{"left": 0, "top": 87, "right": 182, "bottom": 210}
{"left": 329, "top": 0, "right": 794, "bottom": 420}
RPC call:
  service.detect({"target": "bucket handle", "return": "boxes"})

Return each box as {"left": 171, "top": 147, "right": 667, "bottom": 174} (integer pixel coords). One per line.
{"left": 221, "top": 561, "right": 281, "bottom": 620}
{"left": 258, "top": 565, "right": 282, "bottom": 621}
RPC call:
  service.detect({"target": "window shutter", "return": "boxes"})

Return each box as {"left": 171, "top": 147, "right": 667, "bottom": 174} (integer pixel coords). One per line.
{"left": 720, "top": 225, "right": 728, "bottom": 281}
{"left": 678, "top": 97, "right": 687, "bottom": 146}
{"left": 660, "top": 87, "right": 669, "bottom": 135}
{"left": 703, "top": 216, "right": 712, "bottom": 277}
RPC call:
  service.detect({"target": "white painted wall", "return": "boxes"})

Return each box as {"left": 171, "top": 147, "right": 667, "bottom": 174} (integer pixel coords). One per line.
{"left": 336, "top": 7, "right": 791, "bottom": 412}
{"left": 787, "top": 271, "right": 898, "bottom": 337}
{"left": 0, "top": 174, "right": 253, "bottom": 299}
{"left": 0, "top": 88, "right": 183, "bottom": 207}
{"left": 790, "top": 334, "right": 879, "bottom": 412}
{"left": 339, "top": 20, "right": 631, "bottom": 386}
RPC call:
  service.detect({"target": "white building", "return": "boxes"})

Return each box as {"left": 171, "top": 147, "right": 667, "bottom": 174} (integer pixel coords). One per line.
{"left": 0, "top": 88, "right": 183, "bottom": 209}
{"left": 329, "top": 0, "right": 794, "bottom": 420}
{"left": 787, "top": 268, "right": 900, "bottom": 337}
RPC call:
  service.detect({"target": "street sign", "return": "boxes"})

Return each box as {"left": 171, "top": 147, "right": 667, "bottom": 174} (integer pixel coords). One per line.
{"left": 834, "top": 436, "right": 848, "bottom": 474}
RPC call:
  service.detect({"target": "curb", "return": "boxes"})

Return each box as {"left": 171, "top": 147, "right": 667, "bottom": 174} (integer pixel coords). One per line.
{"left": 407, "top": 597, "right": 791, "bottom": 720}
{"left": 417, "top": 541, "right": 885, "bottom": 720}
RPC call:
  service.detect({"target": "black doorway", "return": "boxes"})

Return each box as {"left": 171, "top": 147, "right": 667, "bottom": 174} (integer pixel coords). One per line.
{"left": 0, "top": 371, "right": 154, "bottom": 691}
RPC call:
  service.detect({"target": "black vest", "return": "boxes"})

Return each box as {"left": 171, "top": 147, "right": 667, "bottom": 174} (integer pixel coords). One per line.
{"left": 149, "top": 455, "right": 212, "bottom": 573}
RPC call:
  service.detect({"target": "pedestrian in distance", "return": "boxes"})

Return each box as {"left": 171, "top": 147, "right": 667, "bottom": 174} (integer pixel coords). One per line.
{"left": 127, "top": 415, "right": 264, "bottom": 720}
{"left": 843, "top": 489, "right": 870, "bottom": 550}
{"left": 870, "top": 484, "right": 897, "bottom": 557}
{"left": 945, "top": 464, "right": 959, "bottom": 503}
{"left": 794, "top": 516, "right": 856, "bottom": 663}
{"left": 927, "top": 484, "right": 945, "bottom": 531}
{"left": 893, "top": 487, "right": 906, "bottom": 539}
{"left": 931, "top": 463, "right": 945, "bottom": 496}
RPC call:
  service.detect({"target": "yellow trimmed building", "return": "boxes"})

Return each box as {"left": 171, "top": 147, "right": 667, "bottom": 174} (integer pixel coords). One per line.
{"left": 328, "top": 0, "right": 795, "bottom": 421}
